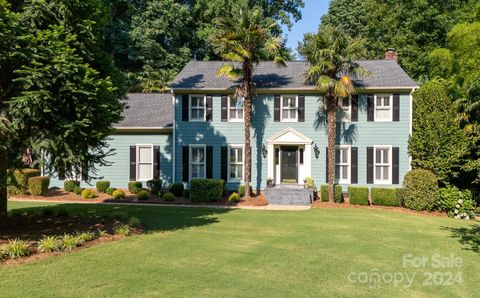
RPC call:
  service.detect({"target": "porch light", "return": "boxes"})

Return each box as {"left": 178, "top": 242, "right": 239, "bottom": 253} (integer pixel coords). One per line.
{"left": 314, "top": 143, "right": 320, "bottom": 159}
{"left": 262, "top": 144, "right": 268, "bottom": 158}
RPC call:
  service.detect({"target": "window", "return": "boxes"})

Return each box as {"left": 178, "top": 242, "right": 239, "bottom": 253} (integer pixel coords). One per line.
{"left": 375, "top": 94, "right": 392, "bottom": 121}
{"left": 228, "top": 146, "right": 244, "bottom": 182}
{"left": 190, "top": 95, "right": 205, "bottom": 121}
{"left": 190, "top": 146, "right": 206, "bottom": 179}
{"left": 335, "top": 146, "right": 350, "bottom": 183}
{"left": 374, "top": 147, "right": 391, "bottom": 184}
{"left": 340, "top": 97, "right": 351, "bottom": 122}
{"left": 137, "top": 145, "right": 153, "bottom": 181}
{"left": 281, "top": 95, "right": 298, "bottom": 122}
{"left": 229, "top": 97, "right": 244, "bottom": 121}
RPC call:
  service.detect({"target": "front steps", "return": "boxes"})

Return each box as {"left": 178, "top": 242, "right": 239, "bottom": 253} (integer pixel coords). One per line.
{"left": 264, "top": 185, "right": 313, "bottom": 206}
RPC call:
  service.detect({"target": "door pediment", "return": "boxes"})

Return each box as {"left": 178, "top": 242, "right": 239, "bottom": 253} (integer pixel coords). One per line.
{"left": 267, "top": 127, "right": 313, "bottom": 145}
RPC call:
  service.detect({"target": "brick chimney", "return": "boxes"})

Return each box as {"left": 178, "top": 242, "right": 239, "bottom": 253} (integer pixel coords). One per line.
{"left": 384, "top": 48, "right": 398, "bottom": 63}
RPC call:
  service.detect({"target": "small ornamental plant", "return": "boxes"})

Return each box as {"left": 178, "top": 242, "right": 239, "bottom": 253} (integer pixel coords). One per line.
{"left": 453, "top": 199, "right": 475, "bottom": 220}
{"left": 112, "top": 189, "right": 125, "bottom": 200}
{"left": 81, "top": 189, "right": 96, "bottom": 199}
{"left": 228, "top": 192, "right": 240, "bottom": 202}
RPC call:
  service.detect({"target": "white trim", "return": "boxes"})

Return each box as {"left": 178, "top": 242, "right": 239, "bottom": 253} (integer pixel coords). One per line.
{"left": 172, "top": 94, "right": 176, "bottom": 182}
{"left": 374, "top": 93, "right": 393, "bottom": 122}
{"left": 227, "top": 96, "right": 244, "bottom": 122}
{"left": 340, "top": 97, "right": 352, "bottom": 123}
{"left": 409, "top": 88, "right": 416, "bottom": 171}
{"left": 170, "top": 86, "right": 420, "bottom": 93}
{"left": 189, "top": 144, "right": 206, "bottom": 180}
{"left": 335, "top": 145, "right": 351, "bottom": 184}
{"left": 373, "top": 145, "right": 393, "bottom": 185}
{"left": 114, "top": 127, "right": 173, "bottom": 132}
{"left": 267, "top": 127, "right": 313, "bottom": 145}
{"left": 280, "top": 94, "right": 299, "bottom": 122}
{"left": 227, "top": 144, "right": 245, "bottom": 182}
{"left": 136, "top": 144, "right": 154, "bottom": 182}
{"left": 189, "top": 94, "right": 206, "bottom": 122}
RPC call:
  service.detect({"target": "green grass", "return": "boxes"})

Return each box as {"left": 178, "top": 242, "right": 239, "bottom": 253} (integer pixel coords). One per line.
{"left": 2, "top": 201, "right": 479, "bottom": 297}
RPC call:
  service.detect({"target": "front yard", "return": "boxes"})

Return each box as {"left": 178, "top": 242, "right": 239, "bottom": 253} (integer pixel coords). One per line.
{"left": 1, "top": 202, "right": 479, "bottom": 297}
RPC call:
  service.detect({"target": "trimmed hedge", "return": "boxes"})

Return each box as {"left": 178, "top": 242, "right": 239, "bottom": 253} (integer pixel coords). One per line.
{"left": 402, "top": 169, "right": 439, "bottom": 211}
{"left": 28, "top": 176, "right": 50, "bottom": 196}
{"left": 112, "top": 189, "right": 125, "bottom": 199}
{"left": 163, "top": 192, "right": 175, "bottom": 201}
{"left": 190, "top": 179, "right": 225, "bottom": 202}
{"left": 147, "top": 179, "right": 162, "bottom": 193}
{"left": 64, "top": 180, "right": 80, "bottom": 192}
{"left": 348, "top": 186, "right": 369, "bottom": 205}
{"left": 128, "top": 181, "right": 142, "bottom": 194}
{"left": 320, "top": 184, "right": 343, "bottom": 203}
{"left": 7, "top": 169, "right": 41, "bottom": 195}
{"left": 136, "top": 189, "right": 150, "bottom": 200}
{"left": 96, "top": 180, "right": 110, "bottom": 193}
{"left": 106, "top": 187, "right": 116, "bottom": 195}
{"left": 169, "top": 183, "right": 184, "bottom": 197}
{"left": 371, "top": 187, "right": 401, "bottom": 206}
{"left": 73, "top": 186, "right": 83, "bottom": 195}
{"left": 81, "top": 189, "right": 96, "bottom": 199}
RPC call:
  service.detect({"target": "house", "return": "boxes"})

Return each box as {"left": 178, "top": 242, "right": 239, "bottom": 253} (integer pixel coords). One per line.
{"left": 51, "top": 50, "right": 418, "bottom": 193}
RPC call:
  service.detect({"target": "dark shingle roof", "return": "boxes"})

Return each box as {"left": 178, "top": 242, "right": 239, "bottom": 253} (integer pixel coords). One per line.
{"left": 114, "top": 93, "right": 173, "bottom": 128}
{"left": 170, "top": 60, "right": 417, "bottom": 90}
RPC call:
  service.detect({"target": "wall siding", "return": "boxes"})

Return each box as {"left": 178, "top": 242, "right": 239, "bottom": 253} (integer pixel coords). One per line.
{"left": 175, "top": 93, "right": 411, "bottom": 190}
{"left": 50, "top": 132, "right": 173, "bottom": 189}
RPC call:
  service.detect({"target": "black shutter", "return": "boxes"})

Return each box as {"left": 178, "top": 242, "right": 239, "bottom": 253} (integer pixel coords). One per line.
{"left": 130, "top": 146, "right": 136, "bottom": 181}
{"left": 206, "top": 95, "right": 213, "bottom": 122}
{"left": 351, "top": 95, "right": 358, "bottom": 122}
{"left": 248, "top": 146, "right": 252, "bottom": 182}
{"left": 367, "top": 94, "right": 374, "bottom": 122}
{"left": 58, "top": 168, "right": 65, "bottom": 181}
{"left": 392, "top": 147, "right": 399, "bottom": 184}
{"left": 351, "top": 147, "right": 358, "bottom": 184}
{"left": 300, "top": 148, "right": 304, "bottom": 164}
{"left": 393, "top": 94, "right": 400, "bottom": 122}
{"left": 367, "top": 147, "right": 374, "bottom": 184}
{"left": 221, "top": 146, "right": 228, "bottom": 181}
{"left": 221, "top": 95, "right": 228, "bottom": 122}
{"left": 275, "top": 148, "right": 279, "bottom": 165}
{"left": 182, "top": 95, "right": 189, "bottom": 121}
{"left": 325, "top": 147, "right": 328, "bottom": 183}
{"left": 206, "top": 146, "right": 213, "bottom": 178}
{"left": 153, "top": 146, "right": 160, "bottom": 179}
{"left": 182, "top": 146, "right": 189, "bottom": 182}
{"left": 274, "top": 95, "right": 280, "bottom": 122}
{"left": 298, "top": 95, "right": 305, "bottom": 122}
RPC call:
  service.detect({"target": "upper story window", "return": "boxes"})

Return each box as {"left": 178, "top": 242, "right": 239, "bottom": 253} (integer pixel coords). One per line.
{"left": 190, "top": 145, "right": 206, "bottom": 179}
{"left": 339, "top": 97, "right": 351, "bottom": 122}
{"left": 228, "top": 145, "right": 244, "bottom": 182}
{"left": 229, "top": 97, "right": 244, "bottom": 122}
{"left": 137, "top": 145, "right": 153, "bottom": 181}
{"left": 374, "top": 146, "right": 392, "bottom": 184}
{"left": 375, "top": 94, "right": 392, "bottom": 122}
{"left": 281, "top": 95, "right": 298, "bottom": 122}
{"left": 190, "top": 95, "right": 206, "bottom": 121}
{"left": 335, "top": 145, "right": 350, "bottom": 184}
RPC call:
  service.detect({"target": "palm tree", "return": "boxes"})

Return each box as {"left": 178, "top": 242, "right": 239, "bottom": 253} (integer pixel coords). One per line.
{"left": 210, "top": 7, "right": 285, "bottom": 197}
{"left": 298, "top": 25, "right": 372, "bottom": 202}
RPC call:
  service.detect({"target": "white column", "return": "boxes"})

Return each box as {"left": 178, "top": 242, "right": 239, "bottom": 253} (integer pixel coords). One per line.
{"left": 304, "top": 143, "right": 312, "bottom": 178}
{"left": 267, "top": 143, "right": 274, "bottom": 182}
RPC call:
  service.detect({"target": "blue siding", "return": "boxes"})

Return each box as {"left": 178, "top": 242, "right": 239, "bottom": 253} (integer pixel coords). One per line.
{"left": 50, "top": 132, "right": 173, "bottom": 189}
{"left": 175, "top": 93, "right": 411, "bottom": 190}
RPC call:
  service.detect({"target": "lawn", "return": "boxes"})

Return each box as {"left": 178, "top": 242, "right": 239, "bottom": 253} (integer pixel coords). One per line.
{"left": 1, "top": 202, "right": 479, "bottom": 297}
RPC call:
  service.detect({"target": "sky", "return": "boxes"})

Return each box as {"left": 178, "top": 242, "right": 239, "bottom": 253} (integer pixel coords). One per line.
{"left": 282, "top": 0, "right": 330, "bottom": 58}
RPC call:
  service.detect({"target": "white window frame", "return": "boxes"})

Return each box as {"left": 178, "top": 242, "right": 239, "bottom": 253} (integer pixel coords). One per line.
{"left": 227, "top": 144, "right": 245, "bottom": 182}
{"left": 189, "top": 94, "right": 206, "bottom": 122}
{"left": 280, "top": 95, "right": 298, "bottom": 122}
{"left": 335, "top": 145, "right": 351, "bottom": 184}
{"left": 65, "top": 168, "right": 82, "bottom": 181}
{"left": 374, "top": 145, "right": 392, "bottom": 185}
{"left": 189, "top": 145, "right": 206, "bottom": 180}
{"left": 228, "top": 96, "right": 244, "bottom": 122}
{"left": 136, "top": 144, "right": 154, "bottom": 182}
{"left": 340, "top": 97, "right": 352, "bottom": 122}
{"left": 374, "top": 94, "right": 393, "bottom": 122}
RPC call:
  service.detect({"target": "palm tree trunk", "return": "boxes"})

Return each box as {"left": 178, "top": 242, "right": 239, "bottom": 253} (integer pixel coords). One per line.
{"left": 243, "top": 61, "right": 252, "bottom": 197}
{"left": 327, "top": 94, "right": 337, "bottom": 202}
{"left": 0, "top": 150, "right": 8, "bottom": 221}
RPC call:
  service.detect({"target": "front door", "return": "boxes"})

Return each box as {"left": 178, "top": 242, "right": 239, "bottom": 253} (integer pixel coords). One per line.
{"left": 281, "top": 146, "right": 298, "bottom": 183}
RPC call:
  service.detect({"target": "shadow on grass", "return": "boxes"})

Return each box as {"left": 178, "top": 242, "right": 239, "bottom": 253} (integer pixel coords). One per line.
{"left": 442, "top": 224, "right": 480, "bottom": 254}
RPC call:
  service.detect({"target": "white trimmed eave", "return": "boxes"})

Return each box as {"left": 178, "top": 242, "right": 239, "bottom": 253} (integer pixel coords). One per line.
{"left": 113, "top": 127, "right": 173, "bottom": 133}
{"left": 169, "top": 86, "right": 419, "bottom": 94}
{"left": 267, "top": 127, "right": 313, "bottom": 145}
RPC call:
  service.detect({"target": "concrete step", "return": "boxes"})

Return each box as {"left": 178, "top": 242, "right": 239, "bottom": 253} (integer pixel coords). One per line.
{"left": 265, "top": 187, "right": 313, "bottom": 206}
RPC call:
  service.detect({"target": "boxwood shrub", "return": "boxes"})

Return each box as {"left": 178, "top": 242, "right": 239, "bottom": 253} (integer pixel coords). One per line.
{"left": 190, "top": 179, "right": 225, "bottom": 202}
{"left": 320, "top": 184, "right": 343, "bottom": 202}
{"left": 371, "top": 187, "right": 401, "bottom": 206}
{"left": 402, "top": 169, "right": 438, "bottom": 211}
{"left": 228, "top": 192, "right": 240, "bottom": 202}
{"left": 146, "top": 179, "right": 162, "bottom": 193}
{"left": 348, "top": 186, "right": 369, "bottom": 205}
{"left": 136, "top": 189, "right": 150, "bottom": 201}
{"left": 64, "top": 180, "right": 80, "bottom": 192}
{"left": 128, "top": 181, "right": 142, "bottom": 194}
{"left": 28, "top": 176, "right": 50, "bottom": 196}
{"left": 7, "top": 168, "right": 41, "bottom": 195}
{"left": 96, "top": 180, "right": 110, "bottom": 193}
{"left": 169, "top": 183, "right": 184, "bottom": 197}
{"left": 81, "top": 189, "right": 96, "bottom": 199}
{"left": 163, "top": 192, "right": 175, "bottom": 201}
{"left": 112, "top": 189, "right": 125, "bottom": 200}
{"left": 73, "top": 186, "right": 83, "bottom": 195}
{"left": 106, "top": 187, "right": 116, "bottom": 195}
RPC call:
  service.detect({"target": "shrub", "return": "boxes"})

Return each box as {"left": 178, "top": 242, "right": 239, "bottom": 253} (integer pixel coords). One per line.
{"left": 114, "top": 224, "right": 131, "bottom": 236}
{"left": 136, "top": 189, "right": 150, "bottom": 200}
{"left": 402, "top": 169, "right": 439, "bottom": 211}
{"left": 38, "top": 235, "right": 61, "bottom": 253}
{"left": 73, "top": 186, "right": 83, "bottom": 195}
{"left": 64, "top": 180, "right": 80, "bottom": 192}
{"left": 128, "top": 181, "right": 143, "bottom": 194}
{"left": 190, "top": 179, "right": 225, "bottom": 202}
{"left": 238, "top": 185, "right": 246, "bottom": 197}
{"left": 184, "top": 189, "right": 190, "bottom": 199}
{"left": 96, "top": 180, "right": 110, "bottom": 193}
{"left": 28, "top": 176, "right": 50, "bottom": 196}
{"left": 146, "top": 179, "right": 162, "bottom": 193}
{"left": 371, "top": 187, "right": 401, "bottom": 206}
{"left": 304, "top": 177, "right": 317, "bottom": 192}
{"left": 228, "top": 192, "right": 240, "bottom": 202}
{"left": 106, "top": 187, "right": 116, "bottom": 195}
{"left": 437, "top": 186, "right": 476, "bottom": 219}
{"left": 7, "top": 168, "right": 41, "bottom": 195}
{"left": 112, "top": 189, "right": 125, "bottom": 200}
{"left": 1, "top": 239, "right": 31, "bottom": 259}
{"left": 169, "top": 183, "right": 184, "bottom": 197}
{"left": 60, "top": 234, "right": 80, "bottom": 251}
{"left": 320, "top": 184, "right": 343, "bottom": 202}
{"left": 348, "top": 186, "right": 369, "bottom": 205}
{"left": 75, "top": 231, "right": 96, "bottom": 244}
{"left": 128, "top": 217, "right": 141, "bottom": 227}
{"left": 163, "top": 192, "right": 175, "bottom": 201}
{"left": 81, "top": 189, "right": 96, "bottom": 199}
